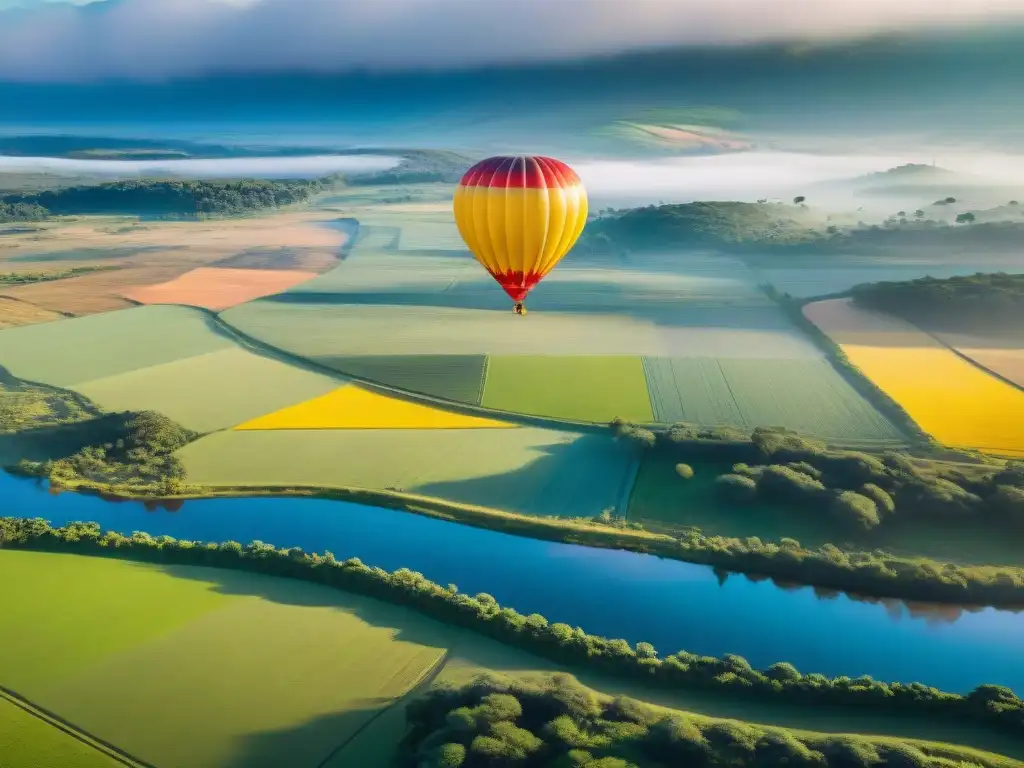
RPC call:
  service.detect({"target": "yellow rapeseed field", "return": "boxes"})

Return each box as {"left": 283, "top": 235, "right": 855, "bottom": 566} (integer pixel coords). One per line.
{"left": 235, "top": 384, "right": 516, "bottom": 430}
{"left": 805, "top": 299, "right": 1024, "bottom": 457}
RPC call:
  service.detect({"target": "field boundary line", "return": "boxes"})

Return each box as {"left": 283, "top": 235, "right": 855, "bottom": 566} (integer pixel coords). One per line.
{"left": 206, "top": 308, "right": 616, "bottom": 435}
{"left": 312, "top": 649, "right": 452, "bottom": 768}
{"left": 923, "top": 329, "right": 1024, "bottom": 396}
{"left": 0, "top": 684, "right": 156, "bottom": 768}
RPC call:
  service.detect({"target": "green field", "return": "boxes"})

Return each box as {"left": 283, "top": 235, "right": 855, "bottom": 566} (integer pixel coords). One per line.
{"left": 316, "top": 354, "right": 486, "bottom": 404}
{"left": 0, "top": 305, "right": 232, "bottom": 387}
{"left": 0, "top": 304, "right": 346, "bottom": 432}
{"left": 74, "top": 348, "right": 341, "bottom": 433}
{"left": 482, "top": 355, "right": 655, "bottom": 423}
{"left": 179, "top": 427, "right": 635, "bottom": 517}
{"left": 0, "top": 697, "right": 123, "bottom": 768}
{"left": 643, "top": 357, "right": 903, "bottom": 440}
{"left": 0, "top": 550, "right": 232, "bottom": 691}
{"left": 0, "top": 550, "right": 455, "bottom": 768}
{"left": 397, "top": 221, "right": 465, "bottom": 250}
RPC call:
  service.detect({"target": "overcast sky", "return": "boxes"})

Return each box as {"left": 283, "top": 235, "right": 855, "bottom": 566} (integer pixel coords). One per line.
{"left": 2, "top": 0, "right": 1024, "bottom": 83}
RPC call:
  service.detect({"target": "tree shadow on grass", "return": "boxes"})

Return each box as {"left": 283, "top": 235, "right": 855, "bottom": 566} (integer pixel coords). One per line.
{"left": 411, "top": 433, "right": 634, "bottom": 519}
{"left": 142, "top": 564, "right": 458, "bottom": 768}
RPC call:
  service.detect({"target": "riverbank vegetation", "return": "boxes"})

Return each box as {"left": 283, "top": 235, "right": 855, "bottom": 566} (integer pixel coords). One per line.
{"left": 852, "top": 272, "right": 1024, "bottom": 334}
{"left": 14, "top": 411, "right": 196, "bottom": 495}
{"left": 402, "top": 674, "right": 1018, "bottom": 768}
{"left": 1, "top": 518, "right": 1021, "bottom": 744}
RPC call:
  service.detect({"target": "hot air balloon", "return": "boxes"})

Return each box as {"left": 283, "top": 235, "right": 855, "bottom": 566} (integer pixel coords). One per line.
{"left": 453, "top": 155, "right": 588, "bottom": 315}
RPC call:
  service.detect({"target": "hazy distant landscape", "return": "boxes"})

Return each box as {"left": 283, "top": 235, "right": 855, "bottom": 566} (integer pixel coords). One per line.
{"left": 3, "top": 6, "right": 1024, "bottom": 768}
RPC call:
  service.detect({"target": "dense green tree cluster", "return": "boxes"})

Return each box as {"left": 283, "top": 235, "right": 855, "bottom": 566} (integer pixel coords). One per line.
{"left": 15, "top": 410, "right": 197, "bottom": 494}
{"left": 403, "top": 675, "right": 1008, "bottom": 768}
{"left": 574, "top": 202, "right": 1024, "bottom": 255}
{"left": 0, "top": 201, "right": 49, "bottom": 222}
{"left": 576, "top": 202, "right": 822, "bottom": 252}
{"left": 0, "top": 517, "right": 1021, "bottom": 740}
{"left": 852, "top": 272, "right": 1024, "bottom": 333}
{"left": 619, "top": 423, "right": 1024, "bottom": 533}
{"left": 2, "top": 178, "right": 327, "bottom": 218}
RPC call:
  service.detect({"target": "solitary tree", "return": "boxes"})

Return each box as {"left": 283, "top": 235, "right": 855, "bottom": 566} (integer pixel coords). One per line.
{"left": 793, "top": 195, "right": 806, "bottom": 205}
{"left": 955, "top": 212, "right": 976, "bottom": 224}
{"left": 914, "top": 209, "right": 925, "bottom": 219}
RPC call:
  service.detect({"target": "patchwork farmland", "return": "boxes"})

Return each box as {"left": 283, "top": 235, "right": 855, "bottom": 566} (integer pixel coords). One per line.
{"left": 0, "top": 305, "right": 342, "bottom": 432}
{"left": 123, "top": 266, "right": 318, "bottom": 310}
{"left": 0, "top": 213, "right": 348, "bottom": 323}
{"left": 804, "top": 298, "right": 1024, "bottom": 456}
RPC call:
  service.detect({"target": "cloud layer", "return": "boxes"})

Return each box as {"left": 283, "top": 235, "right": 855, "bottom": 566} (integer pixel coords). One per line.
{"left": 3, "top": 0, "right": 1024, "bottom": 83}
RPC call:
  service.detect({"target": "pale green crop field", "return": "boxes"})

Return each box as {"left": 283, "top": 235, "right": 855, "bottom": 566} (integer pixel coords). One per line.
{"left": 482, "top": 355, "right": 655, "bottom": 424}
{"left": 0, "top": 305, "right": 232, "bottom": 387}
{"left": 0, "top": 550, "right": 456, "bottom": 768}
{"left": 179, "top": 427, "right": 634, "bottom": 517}
{"left": 0, "top": 698, "right": 123, "bottom": 768}
{"left": 643, "top": 357, "right": 903, "bottom": 441}
{"left": 75, "top": 347, "right": 342, "bottom": 432}
{"left": 397, "top": 221, "right": 465, "bottom": 251}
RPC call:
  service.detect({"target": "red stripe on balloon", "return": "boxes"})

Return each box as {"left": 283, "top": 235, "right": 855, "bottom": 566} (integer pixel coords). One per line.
{"left": 459, "top": 156, "right": 580, "bottom": 189}
{"left": 487, "top": 268, "right": 544, "bottom": 302}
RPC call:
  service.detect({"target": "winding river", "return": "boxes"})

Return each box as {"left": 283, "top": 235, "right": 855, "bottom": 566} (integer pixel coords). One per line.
{"left": 3, "top": 471, "right": 1022, "bottom": 695}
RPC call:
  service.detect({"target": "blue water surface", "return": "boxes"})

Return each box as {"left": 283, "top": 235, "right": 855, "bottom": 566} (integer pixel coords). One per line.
{"left": 3, "top": 471, "right": 1022, "bottom": 694}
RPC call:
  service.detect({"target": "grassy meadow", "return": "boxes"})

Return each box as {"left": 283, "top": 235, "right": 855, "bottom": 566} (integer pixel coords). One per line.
{"left": 805, "top": 298, "right": 1024, "bottom": 456}
{"left": 178, "top": 427, "right": 635, "bottom": 517}
{"left": 0, "top": 549, "right": 455, "bottom": 768}
{"left": 0, "top": 697, "right": 123, "bottom": 768}
{"left": 0, "top": 304, "right": 233, "bottom": 386}
{"left": 234, "top": 384, "right": 514, "bottom": 430}
{"left": 482, "top": 355, "right": 655, "bottom": 423}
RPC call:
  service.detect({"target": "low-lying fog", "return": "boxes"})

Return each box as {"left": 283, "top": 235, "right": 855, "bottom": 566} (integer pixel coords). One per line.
{"left": 2, "top": 148, "right": 1023, "bottom": 216}
{"left": 575, "top": 151, "right": 1024, "bottom": 212}
{"left": 0, "top": 153, "right": 399, "bottom": 179}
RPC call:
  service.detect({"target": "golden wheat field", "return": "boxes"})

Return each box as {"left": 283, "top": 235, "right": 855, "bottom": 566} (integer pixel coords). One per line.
{"left": 804, "top": 298, "right": 1024, "bottom": 457}
{"left": 234, "top": 384, "right": 516, "bottom": 430}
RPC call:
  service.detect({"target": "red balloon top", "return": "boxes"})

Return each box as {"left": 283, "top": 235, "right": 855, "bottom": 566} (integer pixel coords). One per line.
{"left": 459, "top": 155, "right": 581, "bottom": 189}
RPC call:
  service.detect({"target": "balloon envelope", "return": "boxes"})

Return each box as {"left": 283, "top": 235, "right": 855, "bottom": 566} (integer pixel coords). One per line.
{"left": 453, "top": 155, "right": 588, "bottom": 303}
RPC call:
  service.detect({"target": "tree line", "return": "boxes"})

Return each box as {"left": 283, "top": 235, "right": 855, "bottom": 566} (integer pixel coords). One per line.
{"left": 0, "top": 201, "right": 49, "bottom": 222}
{"left": 403, "top": 675, "right": 1011, "bottom": 768}
{"left": 574, "top": 201, "right": 1024, "bottom": 256}
{"left": 1, "top": 178, "right": 328, "bottom": 218}
{"left": 0, "top": 517, "right": 1020, "bottom": 742}
{"left": 852, "top": 272, "right": 1024, "bottom": 334}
